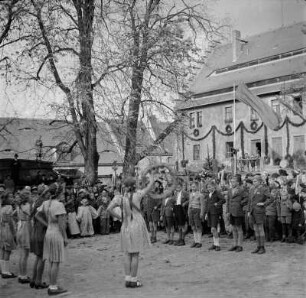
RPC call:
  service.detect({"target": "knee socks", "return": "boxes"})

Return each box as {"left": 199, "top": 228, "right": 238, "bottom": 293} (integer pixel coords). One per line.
{"left": 193, "top": 231, "right": 197, "bottom": 243}
{"left": 287, "top": 224, "right": 292, "bottom": 238}
{"left": 197, "top": 232, "right": 202, "bottom": 243}
{"left": 213, "top": 236, "right": 220, "bottom": 246}
{"left": 258, "top": 225, "right": 265, "bottom": 247}
{"left": 254, "top": 226, "right": 260, "bottom": 247}
{"left": 282, "top": 223, "right": 287, "bottom": 238}
{"left": 2, "top": 260, "right": 11, "bottom": 274}
{"left": 193, "top": 231, "right": 202, "bottom": 243}
{"left": 237, "top": 227, "right": 243, "bottom": 246}
{"left": 125, "top": 275, "right": 131, "bottom": 282}
{"left": 232, "top": 226, "right": 238, "bottom": 246}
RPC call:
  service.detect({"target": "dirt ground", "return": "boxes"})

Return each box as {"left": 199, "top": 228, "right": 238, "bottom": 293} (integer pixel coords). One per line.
{"left": 1, "top": 232, "right": 305, "bottom": 298}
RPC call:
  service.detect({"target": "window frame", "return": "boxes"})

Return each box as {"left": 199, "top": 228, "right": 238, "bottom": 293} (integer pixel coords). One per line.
{"left": 250, "top": 108, "right": 259, "bottom": 121}
{"left": 225, "top": 141, "right": 234, "bottom": 158}
{"left": 293, "top": 95, "right": 303, "bottom": 116}
{"left": 271, "top": 99, "right": 281, "bottom": 115}
{"left": 196, "top": 111, "right": 203, "bottom": 128}
{"left": 224, "top": 106, "right": 233, "bottom": 123}
{"left": 189, "top": 112, "right": 195, "bottom": 129}
{"left": 193, "top": 144, "right": 200, "bottom": 160}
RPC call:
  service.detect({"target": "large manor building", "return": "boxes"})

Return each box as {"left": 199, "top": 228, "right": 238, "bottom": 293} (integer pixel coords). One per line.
{"left": 176, "top": 22, "right": 306, "bottom": 171}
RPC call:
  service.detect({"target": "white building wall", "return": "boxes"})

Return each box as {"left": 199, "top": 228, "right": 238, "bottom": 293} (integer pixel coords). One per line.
{"left": 179, "top": 91, "right": 306, "bottom": 169}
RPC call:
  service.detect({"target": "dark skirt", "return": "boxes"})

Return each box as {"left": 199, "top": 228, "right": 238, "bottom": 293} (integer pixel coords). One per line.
{"left": 173, "top": 205, "right": 186, "bottom": 226}
{"left": 230, "top": 215, "right": 244, "bottom": 226}
{"left": 30, "top": 222, "right": 47, "bottom": 258}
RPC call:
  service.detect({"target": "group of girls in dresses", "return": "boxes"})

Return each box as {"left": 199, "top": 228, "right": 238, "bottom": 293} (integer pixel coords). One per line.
{"left": 0, "top": 183, "right": 68, "bottom": 296}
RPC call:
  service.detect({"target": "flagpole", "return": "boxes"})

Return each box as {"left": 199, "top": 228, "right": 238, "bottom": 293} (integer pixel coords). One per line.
{"left": 233, "top": 83, "right": 237, "bottom": 174}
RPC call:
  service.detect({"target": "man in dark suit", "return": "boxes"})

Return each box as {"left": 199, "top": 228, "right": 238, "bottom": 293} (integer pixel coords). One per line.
{"left": 173, "top": 182, "right": 189, "bottom": 246}
{"left": 248, "top": 174, "right": 271, "bottom": 254}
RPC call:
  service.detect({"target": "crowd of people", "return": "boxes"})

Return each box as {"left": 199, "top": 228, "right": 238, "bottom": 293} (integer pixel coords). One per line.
{"left": 0, "top": 167, "right": 306, "bottom": 293}
{"left": 0, "top": 178, "right": 122, "bottom": 295}
{"left": 142, "top": 169, "right": 306, "bottom": 252}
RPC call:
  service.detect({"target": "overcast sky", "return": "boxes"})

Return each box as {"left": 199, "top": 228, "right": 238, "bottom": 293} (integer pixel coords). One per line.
{"left": 209, "top": 0, "right": 306, "bottom": 37}
{"left": 1, "top": 0, "right": 305, "bottom": 119}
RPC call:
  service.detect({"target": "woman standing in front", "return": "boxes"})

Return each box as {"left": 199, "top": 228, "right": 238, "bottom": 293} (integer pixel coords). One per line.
{"left": 36, "top": 183, "right": 68, "bottom": 296}
{"left": 107, "top": 173, "right": 155, "bottom": 288}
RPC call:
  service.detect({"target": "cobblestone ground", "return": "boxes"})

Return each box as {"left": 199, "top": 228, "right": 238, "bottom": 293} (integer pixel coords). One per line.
{"left": 1, "top": 232, "right": 305, "bottom": 298}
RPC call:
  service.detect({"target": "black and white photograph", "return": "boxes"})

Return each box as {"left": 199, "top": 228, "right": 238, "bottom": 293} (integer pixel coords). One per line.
{"left": 0, "top": 0, "right": 305, "bottom": 297}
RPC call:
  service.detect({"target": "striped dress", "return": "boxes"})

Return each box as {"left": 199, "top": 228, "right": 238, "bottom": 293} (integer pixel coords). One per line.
{"left": 16, "top": 203, "right": 31, "bottom": 249}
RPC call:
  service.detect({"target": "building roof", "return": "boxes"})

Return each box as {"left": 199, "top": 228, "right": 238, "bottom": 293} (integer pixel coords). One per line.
{"left": 0, "top": 117, "right": 122, "bottom": 164}
{"left": 189, "top": 22, "right": 306, "bottom": 97}
{"left": 0, "top": 116, "right": 174, "bottom": 165}
{"left": 104, "top": 116, "right": 174, "bottom": 157}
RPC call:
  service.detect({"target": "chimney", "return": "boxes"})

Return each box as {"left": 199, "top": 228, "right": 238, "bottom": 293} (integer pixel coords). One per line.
{"left": 232, "top": 30, "right": 241, "bottom": 62}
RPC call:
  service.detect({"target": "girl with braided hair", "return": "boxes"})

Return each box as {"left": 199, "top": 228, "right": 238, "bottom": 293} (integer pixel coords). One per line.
{"left": 107, "top": 172, "right": 155, "bottom": 288}
{"left": 16, "top": 189, "right": 32, "bottom": 283}
{"left": 35, "top": 182, "right": 68, "bottom": 296}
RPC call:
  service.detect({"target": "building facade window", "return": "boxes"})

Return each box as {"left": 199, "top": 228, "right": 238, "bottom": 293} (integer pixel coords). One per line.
{"left": 224, "top": 106, "right": 233, "bottom": 123}
{"left": 293, "top": 96, "right": 303, "bottom": 115}
{"left": 271, "top": 99, "right": 281, "bottom": 115}
{"left": 193, "top": 144, "right": 200, "bottom": 160}
{"left": 197, "top": 111, "right": 203, "bottom": 127}
{"left": 189, "top": 112, "right": 195, "bottom": 129}
{"left": 225, "top": 142, "right": 234, "bottom": 158}
{"left": 250, "top": 108, "right": 259, "bottom": 121}
{"left": 293, "top": 135, "right": 305, "bottom": 153}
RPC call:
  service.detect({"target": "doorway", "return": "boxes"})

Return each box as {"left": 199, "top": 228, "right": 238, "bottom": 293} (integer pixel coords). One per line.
{"left": 272, "top": 137, "right": 283, "bottom": 165}
{"left": 251, "top": 139, "right": 261, "bottom": 156}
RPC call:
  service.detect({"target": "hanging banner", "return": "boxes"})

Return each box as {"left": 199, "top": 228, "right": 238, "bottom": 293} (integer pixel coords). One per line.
{"left": 236, "top": 83, "right": 281, "bottom": 130}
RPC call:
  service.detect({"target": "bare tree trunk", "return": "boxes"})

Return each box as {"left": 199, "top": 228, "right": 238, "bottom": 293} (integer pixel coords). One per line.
{"left": 75, "top": 0, "right": 98, "bottom": 185}
{"left": 123, "top": 68, "right": 144, "bottom": 177}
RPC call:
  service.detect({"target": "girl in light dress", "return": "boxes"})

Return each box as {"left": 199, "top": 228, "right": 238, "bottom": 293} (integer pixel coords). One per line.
{"left": 35, "top": 183, "right": 68, "bottom": 296}
{"left": 16, "top": 189, "right": 32, "bottom": 283}
{"left": 0, "top": 191, "right": 17, "bottom": 278}
{"left": 76, "top": 197, "right": 98, "bottom": 237}
{"left": 107, "top": 173, "right": 155, "bottom": 288}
